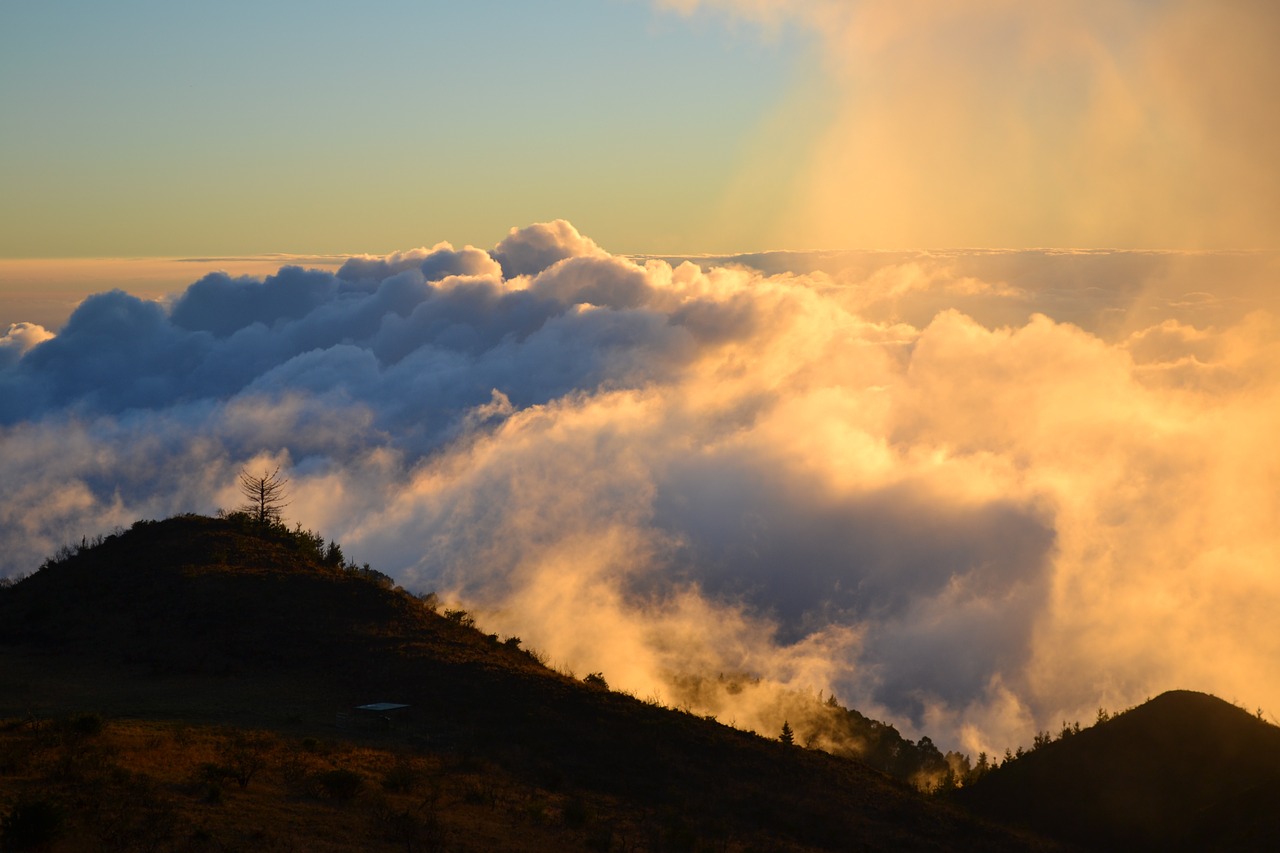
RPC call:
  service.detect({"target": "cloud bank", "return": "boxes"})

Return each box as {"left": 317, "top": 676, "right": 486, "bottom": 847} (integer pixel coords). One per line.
{"left": 2, "top": 220, "right": 1278, "bottom": 754}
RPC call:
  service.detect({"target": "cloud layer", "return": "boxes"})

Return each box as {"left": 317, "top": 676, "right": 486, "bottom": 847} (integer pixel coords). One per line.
{"left": 3, "top": 221, "right": 1277, "bottom": 754}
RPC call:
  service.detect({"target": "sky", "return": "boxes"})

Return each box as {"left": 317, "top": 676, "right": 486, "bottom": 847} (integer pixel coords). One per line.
{"left": 2, "top": 1, "right": 1279, "bottom": 756}
{"left": 4, "top": 0, "right": 1278, "bottom": 263}
{"left": 0, "top": 0, "right": 809, "bottom": 259}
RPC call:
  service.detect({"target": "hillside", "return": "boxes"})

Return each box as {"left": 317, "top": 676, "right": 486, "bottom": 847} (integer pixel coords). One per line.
{"left": 954, "top": 690, "right": 1280, "bottom": 851}
{"left": 0, "top": 515, "right": 1054, "bottom": 852}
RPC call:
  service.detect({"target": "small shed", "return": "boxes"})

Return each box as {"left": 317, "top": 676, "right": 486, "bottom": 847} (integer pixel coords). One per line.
{"left": 336, "top": 702, "right": 410, "bottom": 730}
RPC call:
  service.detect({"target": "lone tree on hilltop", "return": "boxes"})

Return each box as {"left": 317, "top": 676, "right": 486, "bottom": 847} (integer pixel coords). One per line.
{"left": 238, "top": 467, "right": 290, "bottom": 525}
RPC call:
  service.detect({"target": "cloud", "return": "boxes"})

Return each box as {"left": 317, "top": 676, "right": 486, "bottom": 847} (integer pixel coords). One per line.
{"left": 491, "top": 219, "right": 606, "bottom": 278}
{"left": 660, "top": 0, "right": 1280, "bottom": 250}
{"left": 0, "top": 322, "right": 54, "bottom": 369}
{"left": 171, "top": 267, "right": 341, "bottom": 337}
{"left": 336, "top": 243, "right": 502, "bottom": 284}
{"left": 1, "top": 222, "right": 1277, "bottom": 758}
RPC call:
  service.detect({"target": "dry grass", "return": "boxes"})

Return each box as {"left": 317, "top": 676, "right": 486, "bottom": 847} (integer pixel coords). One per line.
{"left": 0, "top": 714, "right": 643, "bottom": 852}
{"left": 0, "top": 515, "right": 1056, "bottom": 852}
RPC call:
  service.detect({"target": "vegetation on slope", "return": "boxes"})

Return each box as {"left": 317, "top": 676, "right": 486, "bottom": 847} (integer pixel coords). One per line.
{"left": 954, "top": 690, "right": 1280, "bottom": 851}
{"left": 0, "top": 514, "right": 1053, "bottom": 852}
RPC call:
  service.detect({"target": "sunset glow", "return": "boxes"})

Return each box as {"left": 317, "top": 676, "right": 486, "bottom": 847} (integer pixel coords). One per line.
{"left": 2, "top": 1, "right": 1277, "bottom": 758}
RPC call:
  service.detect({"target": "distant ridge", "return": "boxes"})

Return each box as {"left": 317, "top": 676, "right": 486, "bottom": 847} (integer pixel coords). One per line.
{"left": 955, "top": 690, "right": 1280, "bottom": 851}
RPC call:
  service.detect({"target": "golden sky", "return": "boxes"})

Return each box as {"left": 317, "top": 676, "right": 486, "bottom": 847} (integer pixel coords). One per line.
{"left": 3, "top": 1, "right": 1276, "bottom": 256}
{"left": 2, "top": 2, "right": 1278, "bottom": 754}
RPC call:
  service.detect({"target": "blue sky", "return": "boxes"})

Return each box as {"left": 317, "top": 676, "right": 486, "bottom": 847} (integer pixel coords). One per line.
{"left": 0, "top": 1, "right": 810, "bottom": 256}
{"left": 3, "top": 1, "right": 1277, "bottom": 253}
{"left": 2, "top": 1, "right": 1280, "bottom": 754}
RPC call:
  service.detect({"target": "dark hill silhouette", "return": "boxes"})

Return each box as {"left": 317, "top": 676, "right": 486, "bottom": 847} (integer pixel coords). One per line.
{"left": 954, "top": 690, "right": 1280, "bottom": 851}
{"left": 0, "top": 515, "right": 1055, "bottom": 852}
{"left": 0, "top": 515, "right": 525, "bottom": 679}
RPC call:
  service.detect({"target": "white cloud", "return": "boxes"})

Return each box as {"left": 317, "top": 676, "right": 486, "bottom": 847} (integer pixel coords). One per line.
{"left": 2, "top": 222, "right": 1277, "bottom": 756}
{"left": 0, "top": 322, "right": 54, "bottom": 368}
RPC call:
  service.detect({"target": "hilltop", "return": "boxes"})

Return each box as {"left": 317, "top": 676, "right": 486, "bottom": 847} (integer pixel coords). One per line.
{"left": 0, "top": 515, "right": 1052, "bottom": 852}
{"left": 954, "top": 690, "right": 1280, "bottom": 851}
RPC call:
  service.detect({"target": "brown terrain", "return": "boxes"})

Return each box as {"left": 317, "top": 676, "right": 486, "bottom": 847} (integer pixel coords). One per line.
{"left": 0, "top": 514, "right": 1055, "bottom": 852}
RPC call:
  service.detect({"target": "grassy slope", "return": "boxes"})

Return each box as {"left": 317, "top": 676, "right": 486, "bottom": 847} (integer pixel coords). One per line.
{"left": 0, "top": 515, "right": 1053, "bottom": 852}
{"left": 953, "top": 690, "right": 1280, "bottom": 851}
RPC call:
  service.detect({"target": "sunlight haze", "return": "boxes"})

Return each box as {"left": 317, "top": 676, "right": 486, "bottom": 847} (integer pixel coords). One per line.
{"left": 2, "top": 0, "right": 1278, "bottom": 759}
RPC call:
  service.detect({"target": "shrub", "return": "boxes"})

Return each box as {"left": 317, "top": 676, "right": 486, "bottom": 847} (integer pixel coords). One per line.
{"left": 219, "top": 733, "right": 273, "bottom": 789}
{"left": 443, "top": 609, "right": 476, "bottom": 629}
{"left": 583, "top": 672, "right": 609, "bottom": 690}
{"left": 69, "top": 712, "right": 104, "bottom": 736}
{"left": 381, "top": 761, "right": 419, "bottom": 793}
{"left": 316, "top": 768, "right": 363, "bottom": 802}
{"left": 1, "top": 798, "right": 65, "bottom": 850}
{"left": 561, "top": 796, "right": 590, "bottom": 828}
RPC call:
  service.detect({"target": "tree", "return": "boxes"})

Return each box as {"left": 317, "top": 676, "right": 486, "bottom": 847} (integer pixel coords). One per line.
{"left": 973, "top": 751, "right": 990, "bottom": 780}
{"left": 779, "top": 721, "right": 795, "bottom": 746}
{"left": 238, "top": 467, "right": 290, "bottom": 525}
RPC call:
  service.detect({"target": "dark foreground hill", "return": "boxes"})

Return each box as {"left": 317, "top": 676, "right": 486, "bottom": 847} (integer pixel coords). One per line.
{"left": 954, "top": 690, "right": 1280, "bottom": 851}
{"left": 0, "top": 515, "right": 1053, "bottom": 852}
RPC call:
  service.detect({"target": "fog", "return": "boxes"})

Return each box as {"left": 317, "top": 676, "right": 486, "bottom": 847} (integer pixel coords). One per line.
{"left": 3, "top": 221, "right": 1277, "bottom": 754}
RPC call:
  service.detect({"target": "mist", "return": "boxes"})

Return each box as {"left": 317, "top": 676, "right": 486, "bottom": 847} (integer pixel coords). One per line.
{"left": 664, "top": 0, "right": 1280, "bottom": 251}
{"left": 2, "top": 221, "right": 1277, "bottom": 754}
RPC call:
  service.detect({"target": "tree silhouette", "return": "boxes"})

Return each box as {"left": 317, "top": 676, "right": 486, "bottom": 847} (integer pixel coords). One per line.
{"left": 780, "top": 721, "right": 795, "bottom": 746}
{"left": 238, "top": 467, "right": 290, "bottom": 525}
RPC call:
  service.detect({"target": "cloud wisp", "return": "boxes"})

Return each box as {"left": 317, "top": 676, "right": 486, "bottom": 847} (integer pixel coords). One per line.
{"left": 2, "top": 220, "right": 1277, "bottom": 754}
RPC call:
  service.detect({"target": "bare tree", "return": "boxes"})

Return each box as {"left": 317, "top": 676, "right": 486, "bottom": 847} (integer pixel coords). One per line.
{"left": 238, "top": 467, "right": 290, "bottom": 525}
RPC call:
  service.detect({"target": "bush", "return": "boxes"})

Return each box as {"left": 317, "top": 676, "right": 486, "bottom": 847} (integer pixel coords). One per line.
{"left": 443, "top": 609, "right": 476, "bottom": 629}
{"left": 219, "top": 733, "right": 273, "bottom": 789}
{"left": 316, "top": 768, "right": 363, "bottom": 802}
{"left": 67, "top": 712, "right": 104, "bottom": 736}
{"left": 561, "top": 796, "right": 590, "bottom": 828}
{"left": 1, "top": 798, "right": 65, "bottom": 850}
{"left": 381, "top": 761, "right": 419, "bottom": 793}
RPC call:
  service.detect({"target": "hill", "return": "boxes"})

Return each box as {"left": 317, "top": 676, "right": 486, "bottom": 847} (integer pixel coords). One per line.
{"left": 953, "top": 690, "right": 1280, "bottom": 851}
{"left": 0, "top": 514, "right": 1054, "bottom": 852}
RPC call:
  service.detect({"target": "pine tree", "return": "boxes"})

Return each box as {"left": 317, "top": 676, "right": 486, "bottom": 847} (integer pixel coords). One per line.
{"left": 238, "top": 467, "right": 290, "bottom": 525}
{"left": 780, "top": 721, "right": 795, "bottom": 746}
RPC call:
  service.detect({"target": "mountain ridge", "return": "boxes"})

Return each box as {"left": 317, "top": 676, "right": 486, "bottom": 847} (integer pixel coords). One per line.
{"left": 955, "top": 689, "right": 1280, "bottom": 851}
{"left": 0, "top": 514, "right": 1055, "bottom": 851}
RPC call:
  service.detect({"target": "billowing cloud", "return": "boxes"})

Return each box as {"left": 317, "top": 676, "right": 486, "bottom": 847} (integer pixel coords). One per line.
{"left": 491, "top": 219, "right": 606, "bottom": 279}
{"left": 2, "top": 220, "right": 1277, "bottom": 758}
{"left": 0, "top": 322, "right": 53, "bottom": 369}
{"left": 662, "top": 0, "right": 1280, "bottom": 251}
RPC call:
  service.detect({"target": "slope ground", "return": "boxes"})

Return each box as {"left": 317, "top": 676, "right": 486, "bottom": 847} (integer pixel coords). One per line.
{"left": 954, "top": 690, "right": 1280, "bottom": 851}
{"left": 0, "top": 515, "right": 1056, "bottom": 852}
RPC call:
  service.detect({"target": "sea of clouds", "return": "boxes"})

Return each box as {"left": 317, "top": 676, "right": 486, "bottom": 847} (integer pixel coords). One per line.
{"left": 2, "top": 220, "right": 1277, "bottom": 754}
